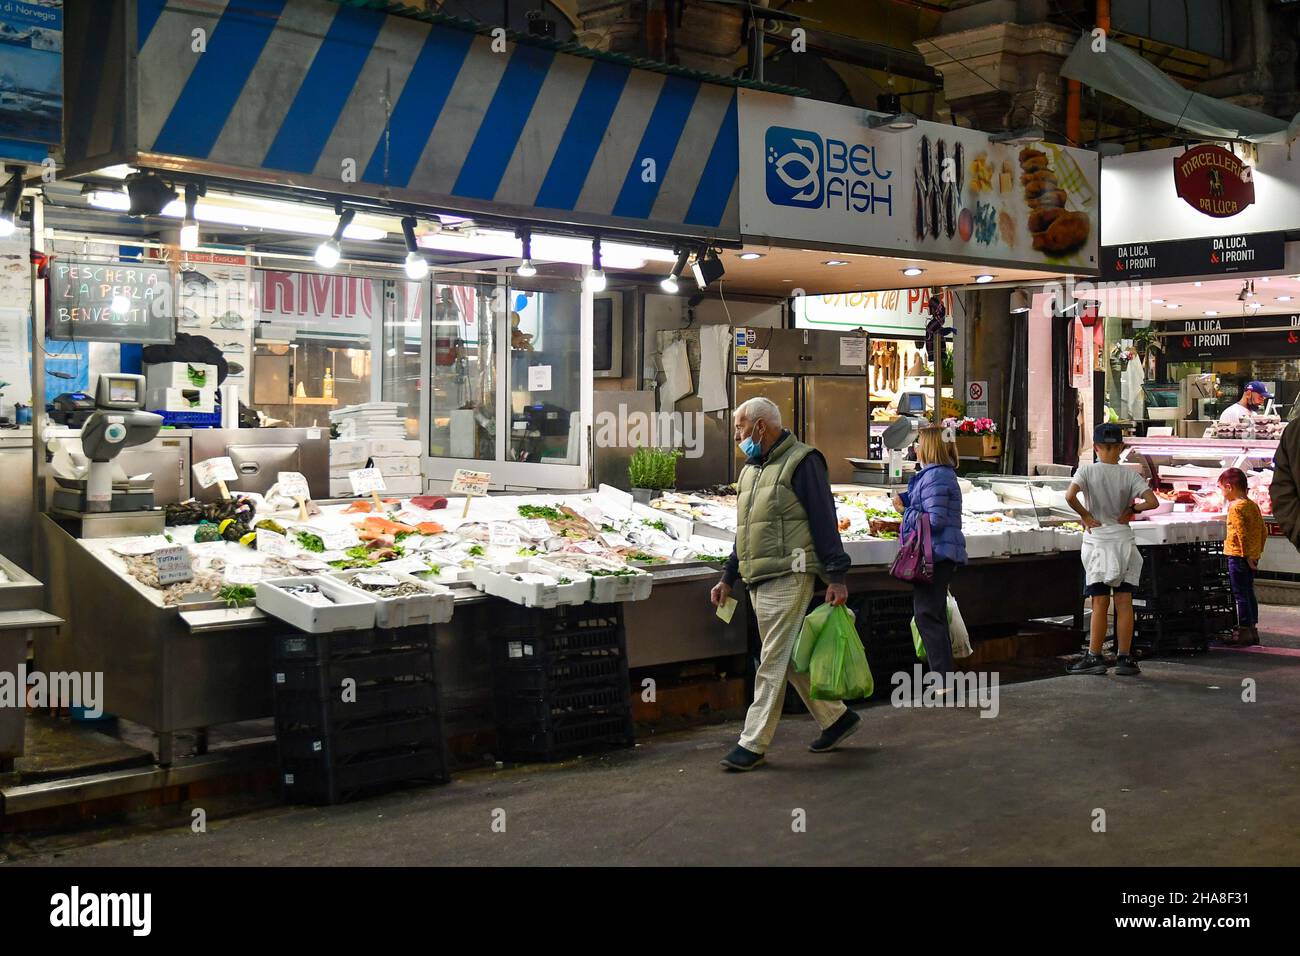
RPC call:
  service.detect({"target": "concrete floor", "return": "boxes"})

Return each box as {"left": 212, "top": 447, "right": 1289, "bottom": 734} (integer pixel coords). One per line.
{"left": 2, "top": 609, "right": 1298, "bottom": 867}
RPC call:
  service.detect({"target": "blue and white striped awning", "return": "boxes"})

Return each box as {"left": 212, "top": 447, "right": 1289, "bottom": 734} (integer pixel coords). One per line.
{"left": 115, "top": 0, "right": 740, "bottom": 238}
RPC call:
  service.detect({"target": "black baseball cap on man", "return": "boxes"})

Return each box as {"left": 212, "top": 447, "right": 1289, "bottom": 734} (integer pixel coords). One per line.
{"left": 1094, "top": 423, "right": 1124, "bottom": 445}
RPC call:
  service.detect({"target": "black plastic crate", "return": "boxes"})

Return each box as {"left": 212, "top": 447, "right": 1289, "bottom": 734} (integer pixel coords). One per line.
{"left": 280, "top": 746, "right": 448, "bottom": 805}
{"left": 496, "top": 711, "right": 634, "bottom": 762}
{"left": 278, "top": 713, "right": 442, "bottom": 762}
{"left": 273, "top": 648, "right": 435, "bottom": 692}
{"left": 493, "top": 654, "right": 626, "bottom": 694}
{"left": 494, "top": 628, "right": 623, "bottom": 667}
{"left": 272, "top": 627, "right": 432, "bottom": 662}
{"left": 494, "top": 684, "right": 628, "bottom": 725}
{"left": 274, "top": 677, "right": 439, "bottom": 730}
{"left": 493, "top": 601, "right": 623, "bottom": 639}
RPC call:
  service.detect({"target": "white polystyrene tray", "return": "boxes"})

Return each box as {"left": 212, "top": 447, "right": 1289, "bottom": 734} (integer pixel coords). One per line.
{"left": 331, "top": 568, "right": 454, "bottom": 627}
{"left": 963, "top": 531, "right": 1008, "bottom": 559}
{"left": 843, "top": 538, "right": 901, "bottom": 566}
{"left": 588, "top": 567, "right": 654, "bottom": 603}
{"left": 256, "top": 575, "right": 376, "bottom": 633}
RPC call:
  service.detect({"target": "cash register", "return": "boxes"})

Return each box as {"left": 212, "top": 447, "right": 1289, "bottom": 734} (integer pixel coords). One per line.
{"left": 50, "top": 373, "right": 164, "bottom": 514}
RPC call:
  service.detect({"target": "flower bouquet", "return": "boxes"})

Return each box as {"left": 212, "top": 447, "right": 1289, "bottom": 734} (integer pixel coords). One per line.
{"left": 944, "top": 417, "right": 1002, "bottom": 458}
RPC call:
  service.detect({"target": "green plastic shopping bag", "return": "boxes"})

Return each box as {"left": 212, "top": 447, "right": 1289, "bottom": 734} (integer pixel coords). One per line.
{"left": 794, "top": 603, "right": 873, "bottom": 700}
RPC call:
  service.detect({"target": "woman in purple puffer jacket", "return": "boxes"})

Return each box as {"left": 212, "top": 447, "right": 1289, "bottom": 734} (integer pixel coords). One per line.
{"left": 892, "top": 427, "right": 967, "bottom": 674}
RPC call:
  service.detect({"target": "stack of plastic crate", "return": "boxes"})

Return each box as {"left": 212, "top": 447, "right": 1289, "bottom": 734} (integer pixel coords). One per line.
{"left": 271, "top": 627, "right": 449, "bottom": 804}
{"left": 489, "top": 601, "right": 635, "bottom": 761}
{"left": 1133, "top": 542, "right": 1233, "bottom": 655}
{"left": 856, "top": 591, "right": 917, "bottom": 698}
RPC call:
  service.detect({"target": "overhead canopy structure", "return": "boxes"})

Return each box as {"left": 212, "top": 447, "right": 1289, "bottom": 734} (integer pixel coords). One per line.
{"left": 1061, "top": 35, "right": 1300, "bottom": 145}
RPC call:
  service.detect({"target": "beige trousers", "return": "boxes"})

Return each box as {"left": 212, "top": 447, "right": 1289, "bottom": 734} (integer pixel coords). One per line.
{"left": 739, "top": 572, "right": 847, "bottom": 753}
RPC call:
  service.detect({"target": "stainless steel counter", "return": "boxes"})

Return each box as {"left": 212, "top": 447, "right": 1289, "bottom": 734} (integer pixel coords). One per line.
{"left": 1, "top": 551, "right": 61, "bottom": 765}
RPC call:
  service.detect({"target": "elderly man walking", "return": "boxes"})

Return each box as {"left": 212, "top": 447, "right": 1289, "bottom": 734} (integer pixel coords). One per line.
{"left": 709, "top": 397, "right": 858, "bottom": 771}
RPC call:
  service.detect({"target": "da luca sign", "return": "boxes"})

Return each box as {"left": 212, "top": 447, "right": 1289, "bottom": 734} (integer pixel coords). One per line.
{"left": 1102, "top": 232, "right": 1283, "bottom": 281}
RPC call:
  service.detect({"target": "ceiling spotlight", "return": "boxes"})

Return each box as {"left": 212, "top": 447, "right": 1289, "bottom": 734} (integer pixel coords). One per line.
{"left": 866, "top": 111, "right": 918, "bottom": 131}
{"left": 1165, "top": 303, "right": 1181, "bottom": 309}
{"left": 401, "top": 217, "right": 428, "bottom": 280}
{"left": 0, "top": 167, "right": 21, "bottom": 238}
{"left": 1152, "top": 298, "right": 1164, "bottom": 304}
{"left": 824, "top": 259, "right": 849, "bottom": 266}
{"left": 1261, "top": 276, "right": 1271, "bottom": 282}
{"left": 1204, "top": 310, "right": 1218, "bottom": 316}
{"left": 1010, "top": 288, "right": 1031, "bottom": 313}
{"left": 315, "top": 207, "right": 355, "bottom": 269}
{"left": 125, "top": 170, "right": 178, "bottom": 217}
{"left": 585, "top": 237, "right": 606, "bottom": 293}
{"left": 738, "top": 252, "right": 764, "bottom": 260}
{"left": 974, "top": 274, "right": 995, "bottom": 284}
{"left": 661, "top": 249, "right": 689, "bottom": 294}
{"left": 991, "top": 127, "right": 1045, "bottom": 146}
{"left": 516, "top": 228, "right": 537, "bottom": 277}
{"left": 902, "top": 267, "right": 924, "bottom": 277}
{"left": 179, "top": 182, "right": 203, "bottom": 251}
{"left": 1279, "top": 296, "right": 1293, "bottom": 302}
{"left": 1194, "top": 281, "right": 1202, "bottom": 287}
{"left": 692, "top": 247, "right": 725, "bottom": 288}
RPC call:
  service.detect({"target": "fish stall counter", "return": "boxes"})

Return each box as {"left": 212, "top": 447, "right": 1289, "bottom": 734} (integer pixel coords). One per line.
{"left": 651, "top": 481, "right": 1091, "bottom": 629}
{"left": 34, "top": 485, "right": 749, "bottom": 763}
{"left": 1117, "top": 434, "right": 1277, "bottom": 563}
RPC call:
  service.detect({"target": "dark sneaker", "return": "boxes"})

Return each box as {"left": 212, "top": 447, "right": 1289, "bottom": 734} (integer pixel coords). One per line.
{"left": 1241, "top": 626, "right": 1260, "bottom": 646}
{"left": 719, "top": 744, "right": 766, "bottom": 772}
{"left": 809, "top": 709, "right": 863, "bottom": 752}
{"left": 1113, "top": 655, "right": 1141, "bottom": 676}
{"left": 1067, "top": 651, "right": 1108, "bottom": 675}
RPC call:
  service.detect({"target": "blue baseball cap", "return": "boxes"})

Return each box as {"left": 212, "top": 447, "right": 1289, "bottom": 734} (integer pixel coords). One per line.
{"left": 1244, "top": 381, "right": 1273, "bottom": 399}
{"left": 1093, "top": 423, "right": 1124, "bottom": 445}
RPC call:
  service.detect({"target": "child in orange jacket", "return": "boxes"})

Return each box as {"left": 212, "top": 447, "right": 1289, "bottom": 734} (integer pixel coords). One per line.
{"left": 1219, "top": 468, "right": 1266, "bottom": 645}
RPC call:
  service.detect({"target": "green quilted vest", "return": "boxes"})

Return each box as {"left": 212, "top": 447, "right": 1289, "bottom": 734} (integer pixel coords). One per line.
{"left": 736, "top": 433, "right": 823, "bottom": 584}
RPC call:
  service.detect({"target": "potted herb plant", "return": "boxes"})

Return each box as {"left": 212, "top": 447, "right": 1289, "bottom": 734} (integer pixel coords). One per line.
{"left": 628, "top": 447, "right": 682, "bottom": 504}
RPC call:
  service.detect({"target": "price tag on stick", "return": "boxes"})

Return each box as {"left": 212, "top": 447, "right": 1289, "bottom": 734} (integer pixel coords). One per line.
{"left": 193, "top": 457, "right": 237, "bottom": 499}
{"left": 278, "top": 471, "right": 311, "bottom": 520}
{"left": 349, "top": 467, "right": 387, "bottom": 512}
{"left": 450, "top": 469, "right": 491, "bottom": 518}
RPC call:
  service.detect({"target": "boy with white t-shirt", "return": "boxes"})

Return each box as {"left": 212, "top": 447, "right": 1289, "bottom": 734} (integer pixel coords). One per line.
{"left": 1064, "top": 423, "right": 1159, "bottom": 676}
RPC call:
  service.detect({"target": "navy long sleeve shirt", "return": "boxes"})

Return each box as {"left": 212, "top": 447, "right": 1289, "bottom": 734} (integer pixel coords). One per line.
{"left": 722, "top": 431, "right": 850, "bottom": 586}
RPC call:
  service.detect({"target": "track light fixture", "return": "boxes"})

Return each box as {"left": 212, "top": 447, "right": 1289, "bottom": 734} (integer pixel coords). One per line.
{"left": 586, "top": 237, "right": 606, "bottom": 293}
{"left": 1010, "top": 288, "right": 1031, "bottom": 314}
{"left": 315, "top": 207, "right": 354, "bottom": 269}
{"left": 516, "top": 228, "right": 537, "bottom": 277}
{"left": 125, "top": 170, "right": 178, "bottom": 218}
{"left": 179, "top": 182, "right": 204, "bottom": 251}
{"left": 401, "top": 217, "right": 428, "bottom": 280}
{"left": 692, "top": 247, "right": 725, "bottom": 288}
{"left": 661, "top": 249, "right": 689, "bottom": 294}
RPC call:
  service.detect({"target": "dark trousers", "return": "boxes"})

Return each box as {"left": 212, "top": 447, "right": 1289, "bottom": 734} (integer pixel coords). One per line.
{"left": 913, "top": 559, "right": 957, "bottom": 673}
{"left": 1227, "top": 557, "right": 1258, "bottom": 627}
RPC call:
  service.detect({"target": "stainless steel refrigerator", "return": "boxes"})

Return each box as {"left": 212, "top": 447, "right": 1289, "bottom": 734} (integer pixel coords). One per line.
{"left": 732, "top": 329, "right": 868, "bottom": 484}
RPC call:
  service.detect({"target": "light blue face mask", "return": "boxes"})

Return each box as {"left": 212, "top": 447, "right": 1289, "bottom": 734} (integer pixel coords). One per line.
{"left": 740, "top": 425, "right": 763, "bottom": 460}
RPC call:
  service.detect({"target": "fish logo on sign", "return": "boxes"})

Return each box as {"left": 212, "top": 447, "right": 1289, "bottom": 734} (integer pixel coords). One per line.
{"left": 765, "top": 126, "right": 824, "bottom": 208}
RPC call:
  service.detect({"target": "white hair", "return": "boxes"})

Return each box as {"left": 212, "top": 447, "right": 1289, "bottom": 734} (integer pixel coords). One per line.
{"left": 735, "top": 397, "right": 782, "bottom": 429}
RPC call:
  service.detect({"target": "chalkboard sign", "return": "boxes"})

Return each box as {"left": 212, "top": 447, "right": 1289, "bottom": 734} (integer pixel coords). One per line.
{"left": 47, "top": 260, "right": 175, "bottom": 344}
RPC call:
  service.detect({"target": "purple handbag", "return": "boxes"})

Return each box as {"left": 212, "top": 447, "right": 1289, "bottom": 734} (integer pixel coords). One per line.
{"left": 890, "top": 513, "right": 934, "bottom": 583}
